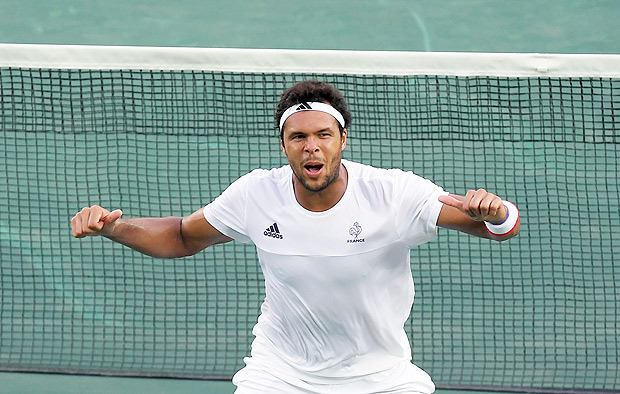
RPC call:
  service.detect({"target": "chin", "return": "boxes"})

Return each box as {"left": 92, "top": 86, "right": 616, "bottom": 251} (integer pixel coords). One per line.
{"left": 303, "top": 180, "right": 329, "bottom": 193}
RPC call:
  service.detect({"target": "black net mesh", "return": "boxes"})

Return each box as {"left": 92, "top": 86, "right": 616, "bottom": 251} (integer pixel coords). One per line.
{"left": 1, "top": 67, "right": 618, "bottom": 392}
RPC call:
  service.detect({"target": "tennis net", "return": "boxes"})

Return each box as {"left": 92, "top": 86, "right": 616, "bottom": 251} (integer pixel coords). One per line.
{"left": 0, "top": 44, "right": 619, "bottom": 393}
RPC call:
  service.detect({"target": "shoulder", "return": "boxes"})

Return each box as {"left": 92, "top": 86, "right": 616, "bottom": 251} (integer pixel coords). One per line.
{"left": 344, "top": 160, "right": 404, "bottom": 203}
{"left": 344, "top": 160, "right": 443, "bottom": 203}
{"left": 344, "top": 159, "right": 426, "bottom": 185}
{"left": 231, "top": 165, "right": 292, "bottom": 201}
{"left": 235, "top": 164, "right": 292, "bottom": 185}
{"left": 217, "top": 165, "right": 291, "bottom": 199}
{"left": 343, "top": 159, "right": 390, "bottom": 180}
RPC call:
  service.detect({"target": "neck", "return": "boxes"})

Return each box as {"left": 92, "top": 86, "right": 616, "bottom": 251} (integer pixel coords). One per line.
{"left": 293, "top": 163, "right": 348, "bottom": 212}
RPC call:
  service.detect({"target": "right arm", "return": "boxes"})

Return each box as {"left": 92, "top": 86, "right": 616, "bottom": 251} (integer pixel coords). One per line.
{"left": 71, "top": 206, "right": 232, "bottom": 258}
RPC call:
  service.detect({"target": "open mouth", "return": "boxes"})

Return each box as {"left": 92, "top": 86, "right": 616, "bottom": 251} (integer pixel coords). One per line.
{"left": 304, "top": 163, "right": 324, "bottom": 176}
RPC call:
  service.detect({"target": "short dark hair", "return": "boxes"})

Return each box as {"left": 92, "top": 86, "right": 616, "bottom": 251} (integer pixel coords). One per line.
{"left": 275, "top": 80, "right": 352, "bottom": 141}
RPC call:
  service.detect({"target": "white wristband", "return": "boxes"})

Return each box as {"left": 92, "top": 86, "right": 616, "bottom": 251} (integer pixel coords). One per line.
{"left": 485, "top": 200, "right": 519, "bottom": 236}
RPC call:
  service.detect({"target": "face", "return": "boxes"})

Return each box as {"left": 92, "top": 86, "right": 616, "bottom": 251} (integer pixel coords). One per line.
{"left": 280, "top": 111, "right": 347, "bottom": 193}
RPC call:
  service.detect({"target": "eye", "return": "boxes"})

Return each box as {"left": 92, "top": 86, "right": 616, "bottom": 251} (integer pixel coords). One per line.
{"left": 289, "top": 133, "right": 305, "bottom": 141}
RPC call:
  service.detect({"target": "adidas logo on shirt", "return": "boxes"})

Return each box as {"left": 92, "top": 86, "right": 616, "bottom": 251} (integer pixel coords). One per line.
{"left": 264, "top": 223, "right": 283, "bottom": 239}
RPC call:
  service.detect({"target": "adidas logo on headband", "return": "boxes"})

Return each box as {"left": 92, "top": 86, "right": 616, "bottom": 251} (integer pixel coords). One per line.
{"left": 279, "top": 101, "right": 345, "bottom": 131}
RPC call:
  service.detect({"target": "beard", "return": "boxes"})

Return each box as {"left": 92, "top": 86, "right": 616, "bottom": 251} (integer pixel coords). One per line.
{"left": 294, "top": 153, "right": 342, "bottom": 193}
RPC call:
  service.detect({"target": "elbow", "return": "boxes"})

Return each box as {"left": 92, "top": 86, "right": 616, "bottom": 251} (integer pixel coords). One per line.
{"left": 144, "top": 249, "right": 197, "bottom": 259}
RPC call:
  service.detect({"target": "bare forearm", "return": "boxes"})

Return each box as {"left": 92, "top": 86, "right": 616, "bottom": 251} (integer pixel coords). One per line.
{"left": 438, "top": 202, "right": 520, "bottom": 242}
{"left": 467, "top": 220, "right": 520, "bottom": 242}
{"left": 72, "top": 206, "right": 231, "bottom": 258}
{"left": 104, "top": 216, "right": 194, "bottom": 258}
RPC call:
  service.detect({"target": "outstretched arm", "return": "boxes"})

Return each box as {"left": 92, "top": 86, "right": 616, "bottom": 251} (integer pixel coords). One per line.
{"left": 437, "top": 189, "right": 520, "bottom": 241}
{"left": 71, "top": 206, "right": 232, "bottom": 258}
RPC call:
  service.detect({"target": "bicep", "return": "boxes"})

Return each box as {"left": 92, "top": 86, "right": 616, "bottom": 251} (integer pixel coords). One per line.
{"left": 180, "top": 208, "right": 233, "bottom": 254}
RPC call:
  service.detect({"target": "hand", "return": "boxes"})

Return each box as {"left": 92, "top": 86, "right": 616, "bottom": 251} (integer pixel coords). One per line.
{"left": 438, "top": 189, "right": 507, "bottom": 224}
{"left": 71, "top": 205, "right": 123, "bottom": 238}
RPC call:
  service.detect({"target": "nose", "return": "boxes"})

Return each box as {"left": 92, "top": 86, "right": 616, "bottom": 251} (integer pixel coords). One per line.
{"left": 304, "top": 136, "right": 319, "bottom": 153}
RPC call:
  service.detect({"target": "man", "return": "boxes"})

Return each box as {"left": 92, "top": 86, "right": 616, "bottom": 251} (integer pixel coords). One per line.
{"left": 71, "top": 80, "right": 520, "bottom": 394}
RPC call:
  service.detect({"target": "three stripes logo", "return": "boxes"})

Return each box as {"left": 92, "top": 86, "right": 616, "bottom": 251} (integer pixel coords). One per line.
{"left": 295, "top": 102, "right": 312, "bottom": 111}
{"left": 264, "top": 223, "right": 283, "bottom": 239}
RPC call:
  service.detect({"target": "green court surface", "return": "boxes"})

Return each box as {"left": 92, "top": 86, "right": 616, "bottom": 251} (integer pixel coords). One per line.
{"left": 0, "top": 372, "right": 518, "bottom": 394}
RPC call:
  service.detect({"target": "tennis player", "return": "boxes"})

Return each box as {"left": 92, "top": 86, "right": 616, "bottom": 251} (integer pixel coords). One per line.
{"left": 71, "top": 80, "right": 520, "bottom": 394}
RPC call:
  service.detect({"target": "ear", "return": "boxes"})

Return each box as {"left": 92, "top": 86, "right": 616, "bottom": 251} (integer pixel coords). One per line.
{"left": 340, "top": 128, "right": 347, "bottom": 151}
{"left": 280, "top": 138, "right": 287, "bottom": 155}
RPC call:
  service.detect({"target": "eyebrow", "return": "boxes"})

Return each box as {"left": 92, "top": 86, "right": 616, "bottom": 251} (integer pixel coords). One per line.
{"left": 288, "top": 127, "right": 334, "bottom": 136}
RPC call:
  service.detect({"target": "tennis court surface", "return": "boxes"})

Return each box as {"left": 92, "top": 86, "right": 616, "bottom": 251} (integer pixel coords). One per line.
{"left": 2, "top": 372, "right": 527, "bottom": 394}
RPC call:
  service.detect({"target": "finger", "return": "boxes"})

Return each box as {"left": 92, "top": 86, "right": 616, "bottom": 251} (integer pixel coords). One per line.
{"left": 482, "top": 195, "right": 506, "bottom": 222}
{"left": 462, "top": 189, "right": 481, "bottom": 217}
{"left": 478, "top": 193, "right": 493, "bottom": 216}
{"left": 103, "top": 209, "right": 123, "bottom": 224}
{"left": 86, "top": 206, "right": 109, "bottom": 232}
{"left": 485, "top": 194, "right": 501, "bottom": 214}
{"left": 438, "top": 193, "right": 465, "bottom": 209}
{"left": 79, "top": 207, "right": 95, "bottom": 235}
{"left": 468, "top": 189, "right": 506, "bottom": 221}
{"left": 71, "top": 213, "right": 84, "bottom": 238}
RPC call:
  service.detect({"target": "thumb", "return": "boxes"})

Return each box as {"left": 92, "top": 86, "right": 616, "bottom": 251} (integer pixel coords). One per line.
{"left": 438, "top": 193, "right": 465, "bottom": 209}
{"left": 102, "top": 209, "right": 123, "bottom": 224}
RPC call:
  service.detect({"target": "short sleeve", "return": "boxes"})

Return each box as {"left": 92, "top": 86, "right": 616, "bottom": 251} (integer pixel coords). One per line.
{"left": 391, "top": 169, "right": 447, "bottom": 247}
{"left": 203, "top": 173, "right": 252, "bottom": 244}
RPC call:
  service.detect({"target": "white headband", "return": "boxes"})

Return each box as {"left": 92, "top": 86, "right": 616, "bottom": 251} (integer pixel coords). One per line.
{"left": 279, "top": 102, "right": 345, "bottom": 132}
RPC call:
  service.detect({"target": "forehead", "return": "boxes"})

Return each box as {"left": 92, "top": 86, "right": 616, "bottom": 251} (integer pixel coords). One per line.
{"left": 282, "top": 111, "right": 339, "bottom": 134}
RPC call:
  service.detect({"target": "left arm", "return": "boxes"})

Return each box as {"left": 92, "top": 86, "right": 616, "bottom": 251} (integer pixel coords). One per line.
{"left": 437, "top": 189, "right": 520, "bottom": 242}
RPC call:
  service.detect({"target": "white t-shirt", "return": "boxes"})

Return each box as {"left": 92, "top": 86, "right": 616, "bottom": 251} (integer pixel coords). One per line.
{"left": 203, "top": 159, "right": 445, "bottom": 385}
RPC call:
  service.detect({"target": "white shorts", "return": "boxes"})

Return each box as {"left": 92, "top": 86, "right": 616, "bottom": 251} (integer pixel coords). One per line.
{"left": 232, "top": 359, "right": 435, "bottom": 394}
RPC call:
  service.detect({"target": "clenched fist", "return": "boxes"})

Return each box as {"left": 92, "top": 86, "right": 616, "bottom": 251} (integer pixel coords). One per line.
{"left": 71, "top": 205, "right": 123, "bottom": 238}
